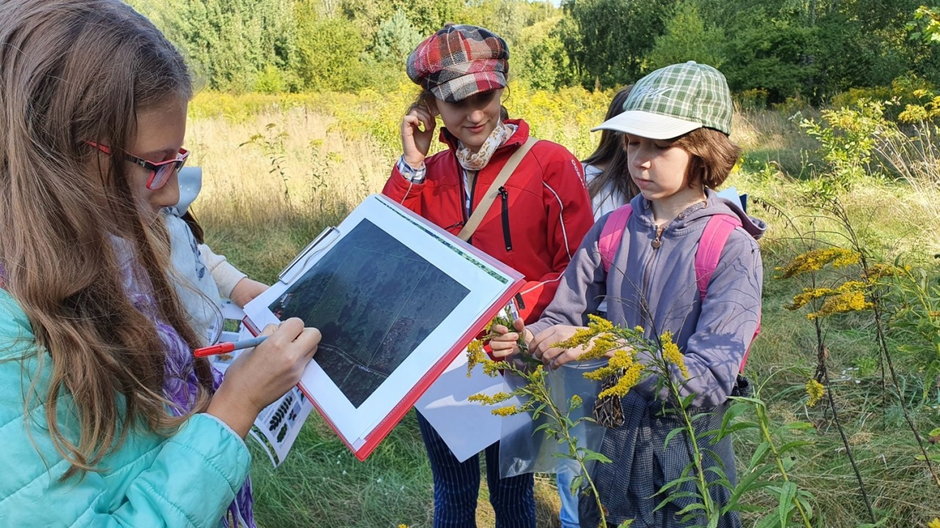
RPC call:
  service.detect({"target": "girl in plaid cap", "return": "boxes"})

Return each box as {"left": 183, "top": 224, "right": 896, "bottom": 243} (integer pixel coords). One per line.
{"left": 0, "top": 2, "right": 320, "bottom": 525}
{"left": 383, "top": 23, "right": 595, "bottom": 528}
{"left": 491, "top": 62, "right": 764, "bottom": 527}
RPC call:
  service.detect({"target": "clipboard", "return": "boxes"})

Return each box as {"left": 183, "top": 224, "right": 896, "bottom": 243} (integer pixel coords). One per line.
{"left": 242, "top": 195, "right": 526, "bottom": 461}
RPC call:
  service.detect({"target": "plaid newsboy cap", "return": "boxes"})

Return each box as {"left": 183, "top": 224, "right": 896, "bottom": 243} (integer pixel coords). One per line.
{"left": 406, "top": 24, "right": 509, "bottom": 103}
{"left": 594, "top": 61, "right": 733, "bottom": 139}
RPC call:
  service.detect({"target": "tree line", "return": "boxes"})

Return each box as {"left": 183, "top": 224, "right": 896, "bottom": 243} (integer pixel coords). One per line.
{"left": 129, "top": 0, "right": 940, "bottom": 105}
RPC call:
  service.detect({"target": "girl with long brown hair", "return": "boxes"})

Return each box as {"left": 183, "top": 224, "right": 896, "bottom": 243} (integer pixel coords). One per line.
{"left": 0, "top": 1, "right": 319, "bottom": 525}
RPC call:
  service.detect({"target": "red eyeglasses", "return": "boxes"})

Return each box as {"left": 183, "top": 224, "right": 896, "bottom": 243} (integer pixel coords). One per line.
{"left": 86, "top": 141, "right": 189, "bottom": 190}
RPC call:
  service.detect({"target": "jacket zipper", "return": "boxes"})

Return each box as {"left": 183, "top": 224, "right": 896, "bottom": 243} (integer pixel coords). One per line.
{"left": 498, "top": 186, "right": 512, "bottom": 251}
{"left": 641, "top": 223, "right": 665, "bottom": 301}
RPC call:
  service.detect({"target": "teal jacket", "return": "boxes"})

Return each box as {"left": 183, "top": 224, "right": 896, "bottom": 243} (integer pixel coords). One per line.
{"left": 0, "top": 290, "right": 251, "bottom": 527}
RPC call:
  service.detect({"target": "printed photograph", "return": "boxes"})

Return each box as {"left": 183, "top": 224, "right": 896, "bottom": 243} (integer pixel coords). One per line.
{"left": 269, "top": 219, "right": 469, "bottom": 407}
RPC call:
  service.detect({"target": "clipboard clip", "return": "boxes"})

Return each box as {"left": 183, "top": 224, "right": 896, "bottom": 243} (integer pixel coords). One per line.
{"left": 277, "top": 226, "right": 341, "bottom": 285}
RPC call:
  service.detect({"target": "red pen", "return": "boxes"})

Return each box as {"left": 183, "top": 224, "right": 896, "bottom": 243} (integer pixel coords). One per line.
{"left": 194, "top": 336, "right": 268, "bottom": 358}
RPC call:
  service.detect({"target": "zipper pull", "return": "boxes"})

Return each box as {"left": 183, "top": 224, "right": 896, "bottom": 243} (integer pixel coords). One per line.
{"left": 651, "top": 225, "right": 664, "bottom": 249}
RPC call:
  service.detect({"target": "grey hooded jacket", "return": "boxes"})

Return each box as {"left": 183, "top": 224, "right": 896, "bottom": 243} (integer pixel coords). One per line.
{"left": 527, "top": 189, "right": 764, "bottom": 527}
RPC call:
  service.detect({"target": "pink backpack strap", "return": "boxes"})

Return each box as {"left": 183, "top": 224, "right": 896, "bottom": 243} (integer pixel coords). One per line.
{"left": 694, "top": 215, "right": 742, "bottom": 298}
{"left": 598, "top": 205, "right": 632, "bottom": 273}
{"left": 695, "top": 214, "right": 760, "bottom": 372}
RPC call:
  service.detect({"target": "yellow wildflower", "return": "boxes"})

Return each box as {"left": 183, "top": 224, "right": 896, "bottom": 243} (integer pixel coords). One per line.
{"left": 608, "top": 348, "right": 637, "bottom": 370}
{"left": 482, "top": 359, "right": 507, "bottom": 376}
{"left": 584, "top": 349, "right": 638, "bottom": 381}
{"left": 580, "top": 334, "right": 623, "bottom": 361}
{"left": 661, "top": 331, "right": 690, "bottom": 379}
{"left": 570, "top": 394, "right": 583, "bottom": 409}
{"left": 466, "top": 340, "right": 486, "bottom": 377}
{"left": 491, "top": 405, "right": 520, "bottom": 416}
{"left": 467, "top": 392, "right": 512, "bottom": 405}
{"left": 598, "top": 362, "right": 645, "bottom": 399}
{"left": 787, "top": 286, "right": 834, "bottom": 310}
{"left": 807, "top": 290, "right": 873, "bottom": 319}
{"left": 775, "top": 248, "right": 860, "bottom": 279}
{"left": 584, "top": 365, "right": 617, "bottom": 381}
{"left": 553, "top": 326, "right": 600, "bottom": 349}
{"left": 586, "top": 313, "right": 615, "bottom": 332}
{"left": 806, "top": 379, "right": 825, "bottom": 407}
{"left": 927, "top": 518, "right": 940, "bottom": 528}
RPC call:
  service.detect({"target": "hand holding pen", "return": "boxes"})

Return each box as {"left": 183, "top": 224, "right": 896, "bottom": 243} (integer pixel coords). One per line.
{"left": 204, "top": 318, "right": 320, "bottom": 437}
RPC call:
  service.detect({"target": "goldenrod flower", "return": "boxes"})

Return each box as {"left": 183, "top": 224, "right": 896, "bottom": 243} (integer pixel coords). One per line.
{"left": 807, "top": 290, "right": 872, "bottom": 319}
{"left": 787, "top": 286, "right": 834, "bottom": 310}
{"left": 660, "top": 331, "right": 690, "bottom": 379}
{"left": 776, "top": 248, "right": 860, "bottom": 278}
{"left": 806, "top": 379, "right": 825, "bottom": 407}
{"left": 492, "top": 405, "right": 520, "bottom": 416}
{"left": 466, "top": 340, "right": 486, "bottom": 376}
{"left": 570, "top": 394, "right": 583, "bottom": 409}
{"left": 598, "top": 362, "right": 645, "bottom": 399}
{"left": 586, "top": 314, "right": 615, "bottom": 332}
{"left": 584, "top": 365, "right": 617, "bottom": 381}
{"left": 482, "top": 359, "right": 507, "bottom": 376}
{"left": 927, "top": 518, "right": 940, "bottom": 528}
{"left": 553, "top": 326, "right": 600, "bottom": 349}
{"left": 580, "top": 334, "right": 623, "bottom": 361}
{"left": 788, "top": 281, "right": 868, "bottom": 311}
{"left": 468, "top": 392, "right": 512, "bottom": 405}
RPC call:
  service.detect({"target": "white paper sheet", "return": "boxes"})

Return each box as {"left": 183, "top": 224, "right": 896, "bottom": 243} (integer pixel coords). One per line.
{"left": 415, "top": 350, "right": 530, "bottom": 462}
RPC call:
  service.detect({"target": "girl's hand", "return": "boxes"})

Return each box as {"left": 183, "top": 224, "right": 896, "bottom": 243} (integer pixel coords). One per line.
{"left": 401, "top": 103, "right": 436, "bottom": 168}
{"left": 206, "top": 318, "right": 320, "bottom": 437}
{"left": 489, "top": 318, "right": 532, "bottom": 359}
{"left": 530, "top": 324, "right": 589, "bottom": 369}
{"left": 229, "top": 277, "right": 268, "bottom": 308}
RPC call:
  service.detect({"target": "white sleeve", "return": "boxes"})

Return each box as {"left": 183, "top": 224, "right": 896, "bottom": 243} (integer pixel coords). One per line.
{"left": 198, "top": 244, "right": 247, "bottom": 299}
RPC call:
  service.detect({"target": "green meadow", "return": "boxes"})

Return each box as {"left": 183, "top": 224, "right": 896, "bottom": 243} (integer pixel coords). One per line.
{"left": 186, "top": 85, "right": 940, "bottom": 527}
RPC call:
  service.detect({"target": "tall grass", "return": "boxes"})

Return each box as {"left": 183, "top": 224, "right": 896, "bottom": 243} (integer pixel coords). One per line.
{"left": 187, "top": 91, "right": 940, "bottom": 527}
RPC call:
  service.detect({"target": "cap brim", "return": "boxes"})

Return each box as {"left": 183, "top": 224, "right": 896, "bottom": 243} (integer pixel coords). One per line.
{"left": 592, "top": 110, "right": 702, "bottom": 140}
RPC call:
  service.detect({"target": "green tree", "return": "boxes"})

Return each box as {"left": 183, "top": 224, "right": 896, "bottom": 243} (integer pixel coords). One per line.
{"left": 294, "top": 4, "right": 369, "bottom": 92}
{"left": 154, "top": 0, "right": 295, "bottom": 92}
{"left": 372, "top": 9, "right": 423, "bottom": 65}
{"left": 645, "top": 0, "right": 725, "bottom": 71}
{"left": 560, "top": 0, "right": 671, "bottom": 89}
{"left": 514, "top": 16, "right": 575, "bottom": 90}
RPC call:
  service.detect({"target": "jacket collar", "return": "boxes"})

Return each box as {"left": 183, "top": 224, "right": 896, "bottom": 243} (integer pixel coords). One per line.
{"left": 632, "top": 188, "right": 767, "bottom": 240}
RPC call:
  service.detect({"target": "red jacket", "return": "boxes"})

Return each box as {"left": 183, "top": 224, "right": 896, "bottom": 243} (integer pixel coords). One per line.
{"left": 383, "top": 119, "right": 595, "bottom": 322}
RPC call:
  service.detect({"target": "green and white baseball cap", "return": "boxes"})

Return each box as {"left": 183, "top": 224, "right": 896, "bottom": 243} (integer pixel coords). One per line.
{"left": 594, "top": 61, "right": 732, "bottom": 139}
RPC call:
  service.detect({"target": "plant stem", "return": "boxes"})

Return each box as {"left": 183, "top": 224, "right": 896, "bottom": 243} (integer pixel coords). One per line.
{"left": 525, "top": 370, "right": 608, "bottom": 526}
{"left": 820, "top": 358, "right": 876, "bottom": 522}
{"left": 754, "top": 400, "right": 815, "bottom": 528}
{"left": 662, "top": 367, "right": 717, "bottom": 522}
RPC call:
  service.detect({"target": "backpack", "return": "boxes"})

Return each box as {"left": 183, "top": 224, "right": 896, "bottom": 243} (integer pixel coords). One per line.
{"left": 597, "top": 204, "right": 759, "bottom": 371}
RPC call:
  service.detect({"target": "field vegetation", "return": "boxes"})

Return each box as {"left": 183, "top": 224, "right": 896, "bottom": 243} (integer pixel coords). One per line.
{"left": 122, "top": 0, "right": 940, "bottom": 525}
{"left": 184, "top": 83, "right": 940, "bottom": 527}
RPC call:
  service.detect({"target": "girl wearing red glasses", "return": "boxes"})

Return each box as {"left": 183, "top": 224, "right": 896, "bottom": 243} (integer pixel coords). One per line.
{"left": 0, "top": 1, "right": 320, "bottom": 526}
